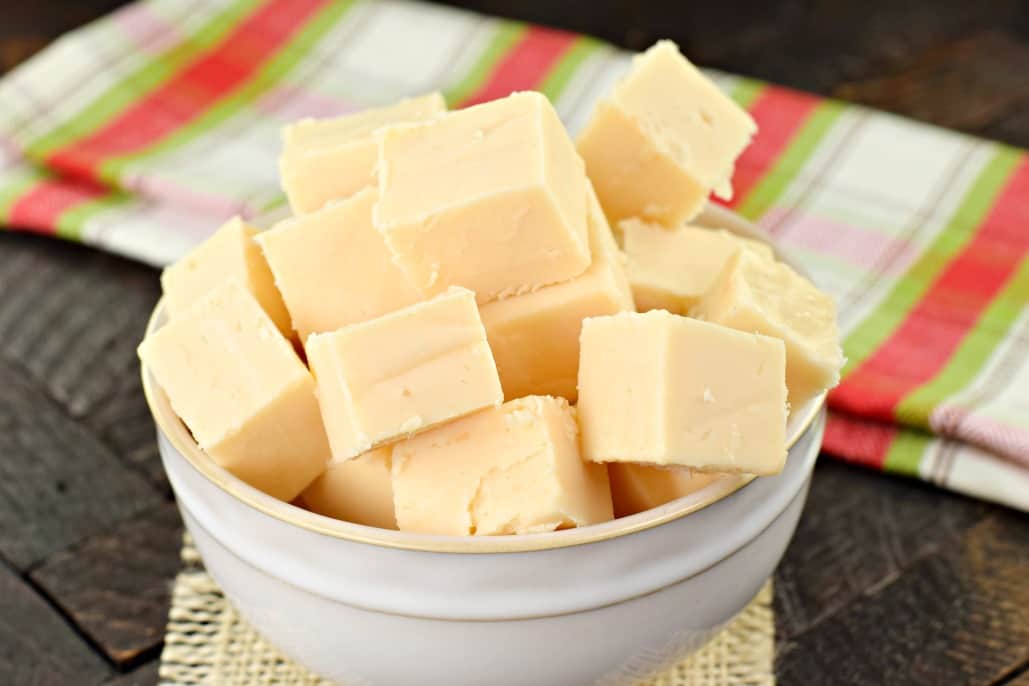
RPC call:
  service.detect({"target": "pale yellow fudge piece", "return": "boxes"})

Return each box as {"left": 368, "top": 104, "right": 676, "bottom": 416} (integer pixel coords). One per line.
{"left": 392, "top": 396, "right": 613, "bottom": 536}
{"left": 577, "top": 41, "right": 756, "bottom": 227}
{"left": 375, "top": 91, "right": 590, "bottom": 304}
{"left": 693, "top": 249, "right": 844, "bottom": 406}
{"left": 480, "top": 185, "right": 633, "bottom": 401}
{"left": 280, "top": 92, "right": 446, "bottom": 214}
{"left": 577, "top": 310, "right": 787, "bottom": 474}
{"left": 160, "top": 217, "right": 291, "bottom": 337}
{"left": 301, "top": 447, "right": 396, "bottom": 529}
{"left": 138, "top": 282, "right": 329, "bottom": 501}
{"left": 305, "top": 287, "right": 502, "bottom": 460}
{"left": 256, "top": 188, "right": 420, "bottom": 341}
{"left": 608, "top": 464, "right": 721, "bottom": 518}
{"left": 621, "top": 219, "right": 773, "bottom": 314}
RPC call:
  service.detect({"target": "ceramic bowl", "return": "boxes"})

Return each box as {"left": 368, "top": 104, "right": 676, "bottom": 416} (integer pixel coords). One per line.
{"left": 143, "top": 204, "right": 825, "bottom": 686}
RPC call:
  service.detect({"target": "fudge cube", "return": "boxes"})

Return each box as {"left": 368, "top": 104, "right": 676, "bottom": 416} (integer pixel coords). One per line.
{"left": 693, "top": 249, "right": 844, "bottom": 406}
{"left": 621, "top": 219, "right": 773, "bottom": 314}
{"left": 160, "top": 217, "right": 291, "bottom": 337}
{"left": 305, "top": 287, "right": 502, "bottom": 460}
{"left": 256, "top": 188, "right": 421, "bottom": 341}
{"left": 608, "top": 464, "right": 721, "bottom": 518}
{"left": 280, "top": 92, "right": 446, "bottom": 214}
{"left": 301, "top": 446, "right": 396, "bottom": 529}
{"left": 392, "top": 396, "right": 614, "bottom": 535}
{"left": 138, "top": 282, "right": 329, "bottom": 501}
{"left": 577, "top": 310, "right": 787, "bottom": 474}
{"left": 577, "top": 41, "right": 756, "bottom": 227}
{"left": 480, "top": 184, "right": 634, "bottom": 401}
{"left": 375, "top": 91, "right": 590, "bottom": 303}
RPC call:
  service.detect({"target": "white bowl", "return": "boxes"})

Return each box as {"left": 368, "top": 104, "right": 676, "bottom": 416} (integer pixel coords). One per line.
{"left": 144, "top": 204, "right": 825, "bottom": 686}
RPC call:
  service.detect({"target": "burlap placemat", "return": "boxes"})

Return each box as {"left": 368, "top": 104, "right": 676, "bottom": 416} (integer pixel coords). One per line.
{"left": 159, "top": 537, "right": 774, "bottom": 686}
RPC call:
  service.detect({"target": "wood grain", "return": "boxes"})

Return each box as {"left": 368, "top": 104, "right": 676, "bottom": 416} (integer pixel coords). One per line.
{"left": 0, "top": 561, "right": 113, "bottom": 684}
{"left": 0, "top": 232, "right": 161, "bottom": 419}
{"left": 30, "top": 503, "right": 182, "bottom": 667}
{"left": 104, "top": 661, "right": 159, "bottom": 686}
{"left": 0, "top": 352, "right": 161, "bottom": 570}
{"left": 773, "top": 459, "right": 991, "bottom": 639}
{"left": 1005, "top": 668, "right": 1029, "bottom": 686}
{"left": 0, "top": 232, "right": 167, "bottom": 491}
{"left": 85, "top": 370, "right": 170, "bottom": 494}
{"left": 835, "top": 31, "right": 1029, "bottom": 132}
{"left": 776, "top": 513, "right": 1029, "bottom": 685}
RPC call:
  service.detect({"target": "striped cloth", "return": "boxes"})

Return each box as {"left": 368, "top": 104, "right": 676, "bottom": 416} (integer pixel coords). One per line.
{"left": 0, "top": 0, "right": 1026, "bottom": 511}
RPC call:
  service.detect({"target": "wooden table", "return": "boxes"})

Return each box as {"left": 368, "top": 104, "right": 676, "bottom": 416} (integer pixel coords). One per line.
{"left": 1, "top": 2, "right": 1027, "bottom": 684}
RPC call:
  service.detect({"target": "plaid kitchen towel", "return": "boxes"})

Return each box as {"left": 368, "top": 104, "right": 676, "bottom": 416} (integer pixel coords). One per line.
{"left": 0, "top": 0, "right": 1026, "bottom": 510}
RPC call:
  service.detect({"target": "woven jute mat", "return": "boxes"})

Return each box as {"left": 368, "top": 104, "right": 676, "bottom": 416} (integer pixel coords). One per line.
{"left": 159, "top": 537, "right": 774, "bottom": 686}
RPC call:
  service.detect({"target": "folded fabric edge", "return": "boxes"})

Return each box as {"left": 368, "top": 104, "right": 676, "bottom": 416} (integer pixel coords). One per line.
{"left": 0, "top": 156, "right": 290, "bottom": 265}
{"left": 825, "top": 411, "right": 1029, "bottom": 512}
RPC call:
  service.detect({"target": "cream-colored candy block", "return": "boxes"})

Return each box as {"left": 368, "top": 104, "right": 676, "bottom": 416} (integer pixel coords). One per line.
{"left": 256, "top": 188, "right": 420, "bottom": 341}
{"left": 480, "top": 186, "right": 633, "bottom": 401}
{"left": 577, "top": 41, "right": 757, "bottom": 227}
{"left": 693, "top": 249, "right": 844, "bottom": 406}
{"left": 138, "top": 282, "right": 329, "bottom": 501}
{"left": 306, "top": 287, "right": 502, "bottom": 460}
{"left": 160, "top": 217, "right": 291, "bottom": 337}
{"left": 375, "top": 91, "right": 590, "bottom": 304}
{"left": 392, "top": 396, "right": 613, "bottom": 536}
{"left": 280, "top": 92, "right": 446, "bottom": 214}
{"left": 621, "top": 219, "right": 773, "bottom": 314}
{"left": 608, "top": 464, "right": 721, "bottom": 517}
{"left": 301, "top": 447, "right": 396, "bottom": 529}
{"left": 577, "top": 310, "right": 787, "bottom": 474}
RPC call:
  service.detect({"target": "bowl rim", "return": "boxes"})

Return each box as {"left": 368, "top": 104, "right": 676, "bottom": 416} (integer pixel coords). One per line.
{"left": 142, "top": 203, "right": 826, "bottom": 554}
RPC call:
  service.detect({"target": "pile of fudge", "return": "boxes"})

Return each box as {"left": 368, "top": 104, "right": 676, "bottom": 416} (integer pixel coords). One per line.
{"left": 139, "top": 42, "right": 843, "bottom": 536}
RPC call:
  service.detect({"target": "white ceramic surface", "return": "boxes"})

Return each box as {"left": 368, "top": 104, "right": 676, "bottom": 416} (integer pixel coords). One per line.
{"left": 146, "top": 203, "right": 826, "bottom": 685}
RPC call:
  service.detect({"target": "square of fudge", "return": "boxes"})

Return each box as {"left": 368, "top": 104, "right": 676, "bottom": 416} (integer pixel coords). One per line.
{"left": 577, "top": 310, "right": 787, "bottom": 475}
{"left": 375, "top": 91, "right": 590, "bottom": 303}
{"left": 693, "top": 248, "right": 844, "bottom": 406}
{"left": 160, "top": 216, "right": 291, "bottom": 337}
{"left": 608, "top": 464, "right": 721, "bottom": 518}
{"left": 480, "top": 184, "right": 634, "bottom": 401}
{"left": 577, "top": 41, "right": 756, "bottom": 227}
{"left": 256, "top": 187, "right": 420, "bottom": 342}
{"left": 391, "top": 395, "right": 613, "bottom": 536}
{"left": 301, "top": 446, "right": 396, "bottom": 530}
{"left": 138, "top": 281, "right": 329, "bottom": 501}
{"left": 305, "top": 287, "right": 502, "bottom": 460}
{"left": 621, "top": 219, "right": 772, "bottom": 314}
{"left": 280, "top": 92, "right": 445, "bottom": 214}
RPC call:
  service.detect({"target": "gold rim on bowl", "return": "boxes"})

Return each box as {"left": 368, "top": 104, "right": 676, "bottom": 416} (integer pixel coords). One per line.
{"left": 142, "top": 204, "right": 826, "bottom": 554}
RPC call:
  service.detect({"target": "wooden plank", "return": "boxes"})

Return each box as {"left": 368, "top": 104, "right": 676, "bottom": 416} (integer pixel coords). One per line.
{"left": 30, "top": 503, "right": 182, "bottom": 668}
{"left": 980, "top": 100, "right": 1029, "bottom": 149}
{"left": 0, "top": 233, "right": 161, "bottom": 420}
{"left": 773, "top": 459, "right": 992, "bottom": 639}
{"left": 833, "top": 31, "right": 1029, "bottom": 132}
{"left": 0, "top": 561, "right": 113, "bottom": 683}
{"left": 104, "top": 661, "right": 160, "bottom": 686}
{"left": 0, "top": 353, "right": 161, "bottom": 570}
{"left": 1004, "top": 668, "right": 1029, "bottom": 686}
{"left": 85, "top": 371, "right": 170, "bottom": 495}
{"left": 0, "top": 234, "right": 166, "bottom": 490}
{"left": 776, "top": 513, "right": 1029, "bottom": 685}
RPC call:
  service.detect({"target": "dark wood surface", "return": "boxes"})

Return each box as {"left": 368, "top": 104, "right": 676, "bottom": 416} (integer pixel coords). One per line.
{"left": 1, "top": 2, "right": 1027, "bottom": 684}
